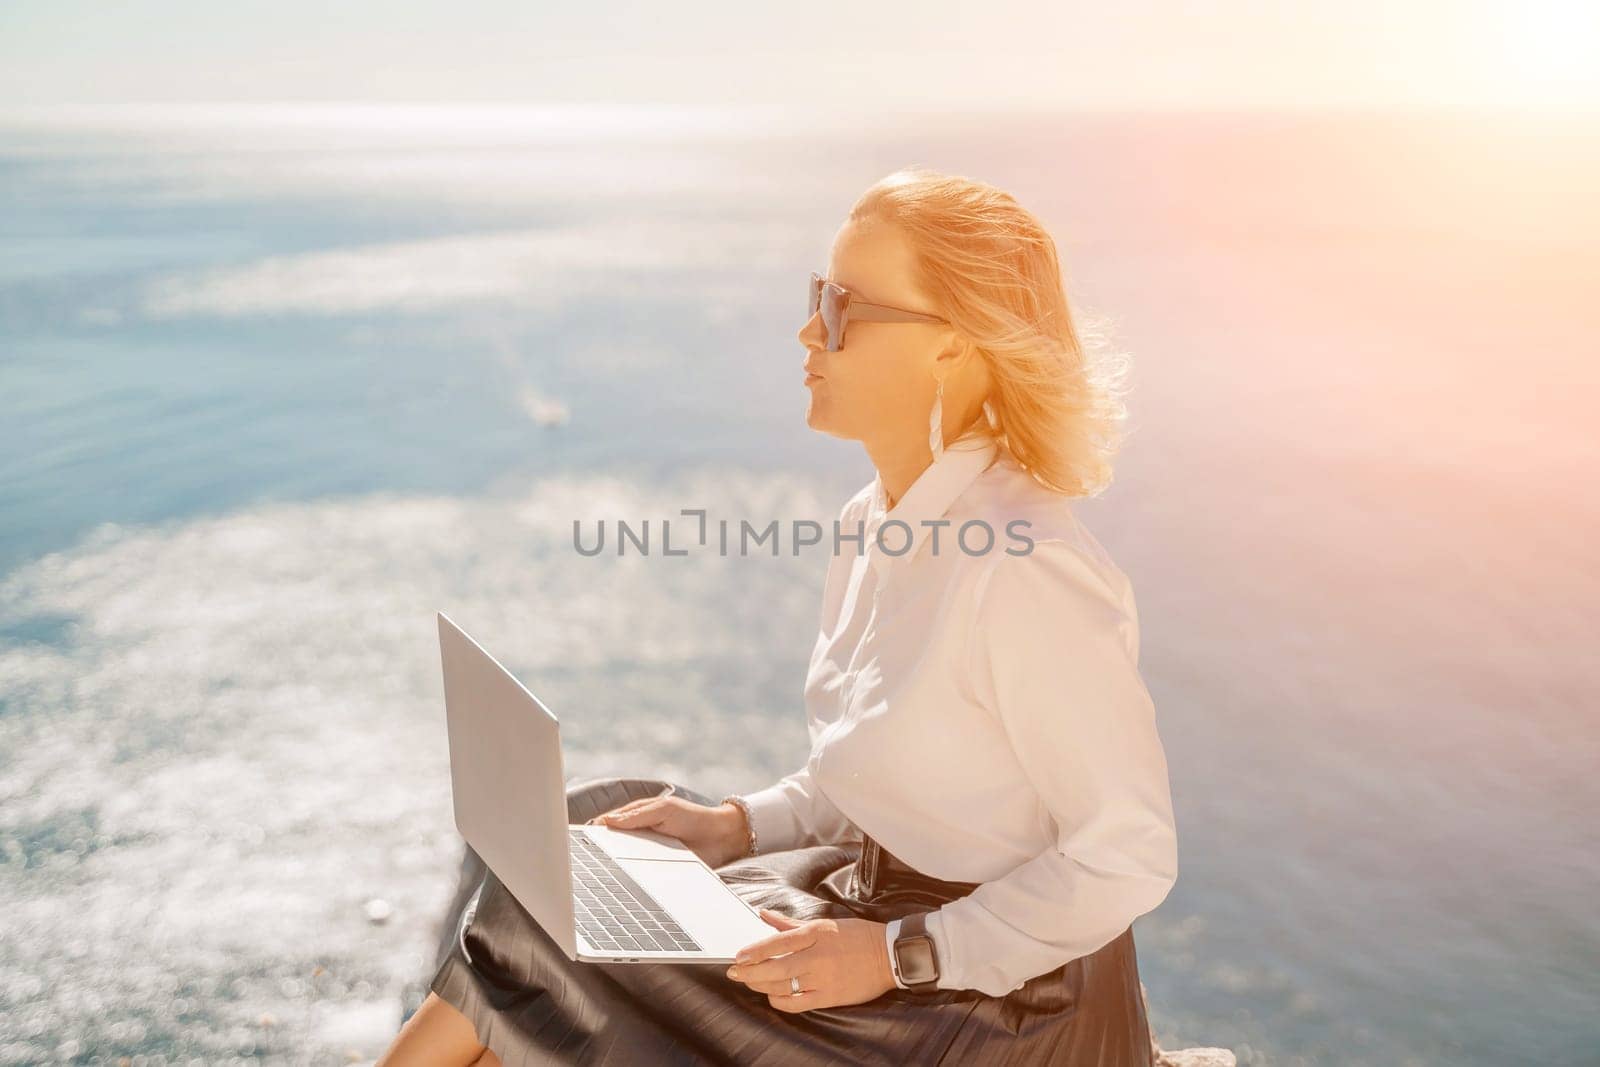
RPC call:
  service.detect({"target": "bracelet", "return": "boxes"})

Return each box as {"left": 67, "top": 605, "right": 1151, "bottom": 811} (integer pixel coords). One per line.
{"left": 719, "top": 794, "right": 759, "bottom": 858}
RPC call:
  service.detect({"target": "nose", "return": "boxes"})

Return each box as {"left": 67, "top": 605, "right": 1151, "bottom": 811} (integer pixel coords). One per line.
{"left": 797, "top": 309, "right": 826, "bottom": 351}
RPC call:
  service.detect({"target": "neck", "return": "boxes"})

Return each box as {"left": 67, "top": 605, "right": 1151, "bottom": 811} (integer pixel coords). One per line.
{"left": 867, "top": 411, "right": 986, "bottom": 511}
{"left": 867, "top": 438, "right": 924, "bottom": 514}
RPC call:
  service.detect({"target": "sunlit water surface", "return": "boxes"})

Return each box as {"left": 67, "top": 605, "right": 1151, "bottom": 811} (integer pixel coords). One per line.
{"left": 1, "top": 106, "right": 1597, "bottom": 1065}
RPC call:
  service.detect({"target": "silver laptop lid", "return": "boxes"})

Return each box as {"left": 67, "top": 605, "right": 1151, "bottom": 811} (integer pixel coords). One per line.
{"left": 437, "top": 611, "right": 578, "bottom": 961}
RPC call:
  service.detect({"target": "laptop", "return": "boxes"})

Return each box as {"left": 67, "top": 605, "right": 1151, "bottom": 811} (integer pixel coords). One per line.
{"left": 436, "top": 611, "right": 773, "bottom": 964}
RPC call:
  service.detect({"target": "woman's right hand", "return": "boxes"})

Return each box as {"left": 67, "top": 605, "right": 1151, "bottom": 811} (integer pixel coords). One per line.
{"left": 584, "top": 795, "right": 752, "bottom": 870}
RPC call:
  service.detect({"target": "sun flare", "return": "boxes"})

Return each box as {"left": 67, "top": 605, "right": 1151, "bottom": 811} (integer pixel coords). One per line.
{"left": 1487, "top": 0, "right": 1600, "bottom": 108}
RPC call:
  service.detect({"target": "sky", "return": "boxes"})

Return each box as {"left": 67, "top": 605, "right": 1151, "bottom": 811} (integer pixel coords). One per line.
{"left": 1, "top": 0, "right": 1597, "bottom": 114}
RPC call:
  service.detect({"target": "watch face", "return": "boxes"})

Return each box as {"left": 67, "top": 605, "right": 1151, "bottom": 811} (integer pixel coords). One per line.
{"left": 894, "top": 935, "right": 938, "bottom": 985}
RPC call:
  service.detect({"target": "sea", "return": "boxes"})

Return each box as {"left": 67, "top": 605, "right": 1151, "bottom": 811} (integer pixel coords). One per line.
{"left": 1, "top": 104, "right": 1596, "bottom": 1065}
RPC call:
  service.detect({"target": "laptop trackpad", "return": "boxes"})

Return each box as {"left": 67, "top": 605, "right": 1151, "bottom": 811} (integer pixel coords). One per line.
{"left": 587, "top": 824, "right": 697, "bottom": 861}
{"left": 612, "top": 856, "right": 772, "bottom": 955}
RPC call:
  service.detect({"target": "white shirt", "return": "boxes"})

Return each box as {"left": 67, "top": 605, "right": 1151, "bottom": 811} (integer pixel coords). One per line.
{"left": 739, "top": 429, "right": 1178, "bottom": 997}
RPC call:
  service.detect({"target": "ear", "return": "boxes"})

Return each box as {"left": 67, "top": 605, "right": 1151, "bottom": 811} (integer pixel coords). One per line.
{"left": 933, "top": 336, "right": 975, "bottom": 372}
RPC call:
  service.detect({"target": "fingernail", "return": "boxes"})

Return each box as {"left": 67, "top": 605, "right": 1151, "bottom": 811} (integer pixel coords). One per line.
{"left": 726, "top": 966, "right": 739, "bottom": 978}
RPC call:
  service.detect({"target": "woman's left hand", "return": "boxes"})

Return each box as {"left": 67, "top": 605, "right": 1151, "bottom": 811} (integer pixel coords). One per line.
{"left": 725, "top": 909, "right": 896, "bottom": 1012}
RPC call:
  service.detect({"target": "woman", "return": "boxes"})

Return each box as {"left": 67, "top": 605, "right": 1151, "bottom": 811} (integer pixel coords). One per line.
{"left": 378, "top": 166, "right": 1179, "bottom": 1066}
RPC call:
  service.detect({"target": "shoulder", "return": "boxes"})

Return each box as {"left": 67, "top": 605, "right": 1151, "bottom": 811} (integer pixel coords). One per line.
{"left": 956, "top": 455, "right": 1135, "bottom": 622}
{"left": 955, "top": 453, "right": 1117, "bottom": 572}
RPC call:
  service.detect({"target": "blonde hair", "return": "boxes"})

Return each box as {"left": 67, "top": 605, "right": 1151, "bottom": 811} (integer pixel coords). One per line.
{"left": 849, "top": 166, "right": 1131, "bottom": 498}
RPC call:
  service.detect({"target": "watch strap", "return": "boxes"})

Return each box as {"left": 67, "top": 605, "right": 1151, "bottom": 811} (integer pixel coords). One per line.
{"left": 892, "top": 910, "right": 941, "bottom": 991}
{"left": 884, "top": 918, "right": 907, "bottom": 989}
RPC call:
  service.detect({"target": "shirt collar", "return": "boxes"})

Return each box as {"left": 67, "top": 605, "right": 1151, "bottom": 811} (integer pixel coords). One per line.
{"left": 863, "top": 429, "right": 1000, "bottom": 583}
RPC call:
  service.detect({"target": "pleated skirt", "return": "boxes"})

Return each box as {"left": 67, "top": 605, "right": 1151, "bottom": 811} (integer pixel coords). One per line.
{"left": 429, "top": 776, "right": 1156, "bottom": 1066}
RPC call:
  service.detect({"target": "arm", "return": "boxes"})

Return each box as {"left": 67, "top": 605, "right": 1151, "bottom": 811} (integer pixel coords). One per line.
{"left": 922, "top": 541, "right": 1179, "bottom": 996}
{"left": 736, "top": 763, "right": 863, "bottom": 855}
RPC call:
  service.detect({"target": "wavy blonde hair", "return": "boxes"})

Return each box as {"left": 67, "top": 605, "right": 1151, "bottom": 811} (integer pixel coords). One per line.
{"left": 849, "top": 166, "right": 1131, "bottom": 498}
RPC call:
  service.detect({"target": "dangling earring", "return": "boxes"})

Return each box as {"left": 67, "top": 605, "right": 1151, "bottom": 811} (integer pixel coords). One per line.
{"left": 928, "top": 377, "right": 945, "bottom": 461}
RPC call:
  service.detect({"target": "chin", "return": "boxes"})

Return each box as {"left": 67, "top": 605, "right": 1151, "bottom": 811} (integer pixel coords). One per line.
{"left": 806, "top": 411, "right": 841, "bottom": 436}
{"left": 803, "top": 401, "right": 855, "bottom": 440}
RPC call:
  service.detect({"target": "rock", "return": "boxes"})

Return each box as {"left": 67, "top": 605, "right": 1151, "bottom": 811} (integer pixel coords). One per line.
{"left": 1143, "top": 981, "right": 1238, "bottom": 1066}
{"left": 1155, "top": 1050, "right": 1238, "bottom": 1067}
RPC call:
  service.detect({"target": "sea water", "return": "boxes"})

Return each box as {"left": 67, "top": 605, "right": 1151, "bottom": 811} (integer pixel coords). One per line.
{"left": 1, "top": 105, "right": 1596, "bottom": 1065}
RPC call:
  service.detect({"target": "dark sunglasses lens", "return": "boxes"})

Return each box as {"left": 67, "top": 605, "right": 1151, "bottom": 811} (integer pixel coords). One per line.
{"left": 820, "top": 283, "right": 846, "bottom": 351}
{"left": 807, "top": 274, "right": 847, "bottom": 350}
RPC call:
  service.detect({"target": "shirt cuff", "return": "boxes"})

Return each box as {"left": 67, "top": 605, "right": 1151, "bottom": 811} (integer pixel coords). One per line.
{"left": 922, "top": 908, "right": 961, "bottom": 991}
{"left": 927, "top": 899, "right": 1029, "bottom": 994}
{"left": 732, "top": 781, "right": 802, "bottom": 855}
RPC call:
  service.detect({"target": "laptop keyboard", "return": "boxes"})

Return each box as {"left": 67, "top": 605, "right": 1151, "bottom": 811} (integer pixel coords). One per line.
{"left": 568, "top": 829, "right": 703, "bottom": 954}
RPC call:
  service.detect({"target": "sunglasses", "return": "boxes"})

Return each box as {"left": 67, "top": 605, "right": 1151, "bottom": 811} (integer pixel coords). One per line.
{"left": 808, "top": 272, "right": 949, "bottom": 352}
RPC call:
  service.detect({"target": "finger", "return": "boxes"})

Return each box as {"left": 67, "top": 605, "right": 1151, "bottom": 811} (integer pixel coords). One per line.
{"left": 594, "top": 796, "right": 657, "bottom": 819}
{"left": 733, "top": 946, "right": 821, "bottom": 985}
{"left": 768, "top": 988, "right": 826, "bottom": 1014}
{"left": 734, "top": 938, "right": 808, "bottom": 972}
{"left": 584, "top": 800, "right": 642, "bottom": 824}
{"left": 597, "top": 800, "right": 668, "bottom": 827}
{"left": 756, "top": 908, "right": 801, "bottom": 930}
{"left": 733, "top": 952, "right": 809, "bottom": 985}
{"left": 742, "top": 971, "right": 810, "bottom": 997}
{"left": 734, "top": 925, "right": 815, "bottom": 966}
{"left": 725, "top": 953, "right": 799, "bottom": 985}
{"left": 732, "top": 938, "right": 782, "bottom": 968}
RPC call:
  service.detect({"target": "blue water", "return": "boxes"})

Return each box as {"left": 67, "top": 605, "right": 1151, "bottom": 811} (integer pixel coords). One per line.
{"left": 2, "top": 105, "right": 1597, "bottom": 1066}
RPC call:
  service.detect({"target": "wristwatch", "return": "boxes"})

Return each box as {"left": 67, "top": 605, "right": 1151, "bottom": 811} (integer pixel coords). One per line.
{"left": 887, "top": 911, "right": 941, "bottom": 991}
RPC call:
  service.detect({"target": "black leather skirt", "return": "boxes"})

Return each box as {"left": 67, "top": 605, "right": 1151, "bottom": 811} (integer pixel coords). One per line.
{"left": 429, "top": 776, "right": 1156, "bottom": 1066}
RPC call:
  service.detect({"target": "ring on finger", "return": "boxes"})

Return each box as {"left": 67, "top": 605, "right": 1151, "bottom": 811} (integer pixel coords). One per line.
{"left": 789, "top": 975, "right": 801, "bottom": 995}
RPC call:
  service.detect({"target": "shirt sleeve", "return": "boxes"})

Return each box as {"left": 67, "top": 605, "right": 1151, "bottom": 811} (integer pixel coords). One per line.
{"left": 923, "top": 540, "right": 1179, "bottom": 996}
{"left": 737, "top": 764, "right": 863, "bottom": 854}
